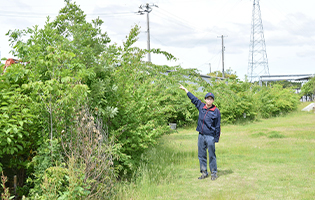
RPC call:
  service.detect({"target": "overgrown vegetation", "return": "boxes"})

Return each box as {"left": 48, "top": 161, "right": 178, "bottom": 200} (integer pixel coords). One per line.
{"left": 192, "top": 79, "right": 300, "bottom": 124}
{"left": 1, "top": 172, "right": 12, "bottom": 200}
{"left": 301, "top": 76, "right": 315, "bottom": 100}
{"left": 207, "top": 68, "right": 238, "bottom": 79}
{"left": 0, "top": 0, "right": 303, "bottom": 199}
{"left": 269, "top": 80, "right": 301, "bottom": 89}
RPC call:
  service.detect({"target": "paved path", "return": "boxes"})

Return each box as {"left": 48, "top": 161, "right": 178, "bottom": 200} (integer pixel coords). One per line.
{"left": 301, "top": 103, "right": 315, "bottom": 112}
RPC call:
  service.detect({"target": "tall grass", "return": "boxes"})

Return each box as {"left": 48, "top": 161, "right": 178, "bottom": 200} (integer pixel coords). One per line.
{"left": 115, "top": 102, "right": 315, "bottom": 199}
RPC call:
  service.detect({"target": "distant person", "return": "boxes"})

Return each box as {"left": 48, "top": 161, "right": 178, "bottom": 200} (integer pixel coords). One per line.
{"left": 179, "top": 84, "right": 221, "bottom": 180}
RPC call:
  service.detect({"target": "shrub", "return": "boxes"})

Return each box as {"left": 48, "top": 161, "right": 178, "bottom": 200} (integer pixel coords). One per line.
{"left": 200, "top": 80, "right": 299, "bottom": 123}
{"left": 28, "top": 106, "right": 115, "bottom": 199}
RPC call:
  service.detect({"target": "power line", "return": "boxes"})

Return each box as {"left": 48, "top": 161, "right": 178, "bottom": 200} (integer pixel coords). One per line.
{"left": 169, "top": 0, "right": 244, "bottom": 70}
{"left": 153, "top": 10, "right": 195, "bottom": 31}
{"left": 155, "top": 8, "right": 198, "bottom": 31}
{"left": 0, "top": 10, "right": 135, "bottom": 18}
{"left": 150, "top": 35, "right": 168, "bottom": 47}
{"left": 264, "top": 1, "right": 315, "bottom": 43}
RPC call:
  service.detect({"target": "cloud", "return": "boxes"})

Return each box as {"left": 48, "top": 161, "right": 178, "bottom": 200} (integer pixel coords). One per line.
{"left": 282, "top": 12, "right": 315, "bottom": 37}
{"left": 247, "top": 12, "right": 315, "bottom": 51}
{"left": 296, "top": 48, "right": 315, "bottom": 58}
{"left": 91, "top": 4, "right": 143, "bottom": 42}
{"left": 264, "top": 12, "right": 315, "bottom": 47}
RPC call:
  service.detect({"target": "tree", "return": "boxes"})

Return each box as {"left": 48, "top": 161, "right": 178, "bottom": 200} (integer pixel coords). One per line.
{"left": 207, "top": 67, "right": 238, "bottom": 80}
{"left": 3, "top": 0, "right": 114, "bottom": 197}
{"left": 98, "top": 25, "right": 204, "bottom": 176}
{"left": 301, "top": 76, "right": 315, "bottom": 100}
{"left": 266, "top": 80, "right": 301, "bottom": 89}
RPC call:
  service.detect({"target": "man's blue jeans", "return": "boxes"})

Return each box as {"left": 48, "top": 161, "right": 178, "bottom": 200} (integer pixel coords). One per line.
{"left": 198, "top": 134, "right": 217, "bottom": 174}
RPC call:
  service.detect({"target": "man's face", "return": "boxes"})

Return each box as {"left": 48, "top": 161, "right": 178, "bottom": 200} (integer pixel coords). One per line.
{"left": 205, "top": 97, "right": 214, "bottom": 107}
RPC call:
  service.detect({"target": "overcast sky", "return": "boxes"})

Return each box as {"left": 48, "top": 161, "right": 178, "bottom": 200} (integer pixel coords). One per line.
{"left": 1, "top": 0, "right": 315, "bottom": 80}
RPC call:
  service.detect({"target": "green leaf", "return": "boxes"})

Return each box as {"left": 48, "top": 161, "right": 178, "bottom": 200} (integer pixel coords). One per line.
{"left": 18, "top": 121, "right": 24, "bottom": 126}
{"left": 13, "top": 127, "right": 18, "bottom": 133}
{"left": 7, "top": 137, "right": 12, "bottom": 144}
{"left": 17, "top": 144, "right": 23, "bottom": 151}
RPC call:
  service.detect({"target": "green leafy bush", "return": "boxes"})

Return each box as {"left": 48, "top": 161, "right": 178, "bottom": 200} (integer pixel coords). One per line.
{"left": 0, "top": 64, "right": 41, "bottom": 196}
{"left": 28, "top": 158, "right": 90, "bottom": 200}
{"left": 255, "top": 84, "right": 300, "bottom": 118}
{"left": 200, "top": 80, "right": 299, "bottom": 124}
{"left": 301, "top": 76, "right": 315, "bottom": 97}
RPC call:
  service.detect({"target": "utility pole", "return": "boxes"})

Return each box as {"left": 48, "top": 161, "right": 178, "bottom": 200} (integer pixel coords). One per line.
{"left": 217, "top": 35, "right": 227, "bottom": 78}
{"left": 137, "top": 3, "right": 158, "bottom": 63}
{"left": 209, "top": 63, "right": 211, "bottom": 74}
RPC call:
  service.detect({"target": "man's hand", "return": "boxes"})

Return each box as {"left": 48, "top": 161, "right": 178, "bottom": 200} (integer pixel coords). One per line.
{"left": 179, "top": 84, "right": 189, "bottom": 93}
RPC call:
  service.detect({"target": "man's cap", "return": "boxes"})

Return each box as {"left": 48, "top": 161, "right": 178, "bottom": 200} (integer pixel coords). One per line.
{"left": 205, "top": 92, "right": 214, "bottom": 99}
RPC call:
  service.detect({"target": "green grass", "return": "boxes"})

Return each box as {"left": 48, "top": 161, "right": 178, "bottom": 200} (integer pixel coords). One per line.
{"left": 115, "top": 102, "right": 315, "bottom": 199}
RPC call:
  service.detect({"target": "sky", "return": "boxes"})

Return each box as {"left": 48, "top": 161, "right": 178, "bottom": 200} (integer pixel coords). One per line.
{"left": 1, "top": 0, "right": 315, "bottom": 80}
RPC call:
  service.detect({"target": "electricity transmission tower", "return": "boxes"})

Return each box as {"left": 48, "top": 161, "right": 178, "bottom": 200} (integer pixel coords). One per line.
{"left": 247, "top": 0, "right": 269, "bottom": 82}
{"left": 137, "top": 3, "right": 158, "bottom": 63}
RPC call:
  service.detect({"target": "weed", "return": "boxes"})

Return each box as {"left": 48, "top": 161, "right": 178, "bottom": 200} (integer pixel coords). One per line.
{"left": 1, "top": 171, "right": 13, "bottom": 200}
{"left": 251, "top": 132, "right": 267, "bottom": 137}
{"left": 268, "top": 131, "right": 285, "bottom": 138}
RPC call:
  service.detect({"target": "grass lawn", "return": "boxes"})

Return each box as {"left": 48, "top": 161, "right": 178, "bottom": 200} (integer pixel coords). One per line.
{"left": 115, "top": 102, "right": 315, "bottom": 200}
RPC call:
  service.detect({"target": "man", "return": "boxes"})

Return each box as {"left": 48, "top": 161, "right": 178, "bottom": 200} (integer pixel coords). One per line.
{"left": 179, "top": 84, "right": 221, "bottom": 180}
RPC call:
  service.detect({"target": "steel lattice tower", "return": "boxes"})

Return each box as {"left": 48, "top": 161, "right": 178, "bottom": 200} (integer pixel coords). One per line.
{"left": 247, "top": 0, "right": 269, "bottom": 82}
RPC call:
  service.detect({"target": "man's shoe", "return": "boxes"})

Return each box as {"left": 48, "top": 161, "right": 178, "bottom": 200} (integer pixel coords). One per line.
{"left": 211, "top": 172, "right": 217, "bottom": 180}
{"left": 198, "top": 173, "right": 208, "bottom": 179}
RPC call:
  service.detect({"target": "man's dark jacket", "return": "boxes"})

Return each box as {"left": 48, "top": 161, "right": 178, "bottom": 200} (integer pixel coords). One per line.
{"left": 187, "top": 92, "right": 221, "bottom": 142}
